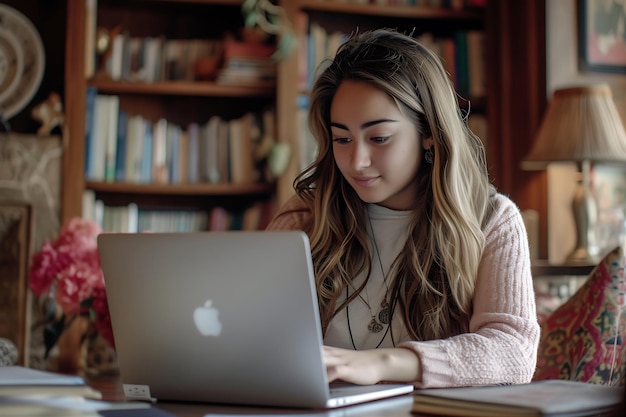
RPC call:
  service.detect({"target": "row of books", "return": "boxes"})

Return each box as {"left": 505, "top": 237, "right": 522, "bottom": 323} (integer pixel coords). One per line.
{"left": 297, "top": 15, "right": 486, "bottom": 99}
{"left": 85, "top": 0, "right": 277, "bottom": 85}
{"left": 82, "top": 191, "right": 275, "bottom": 233}
{"left": 84, "top": 87, "right": 274, "bottom": 185}
{"left": 98, "top": 33, "right": 277, "bottom": 84}
{"left": 423, "top": 30, "right": 486, "bottom": 99}
{"left": 103, "top": 34, "right": 223, "bottom": 83}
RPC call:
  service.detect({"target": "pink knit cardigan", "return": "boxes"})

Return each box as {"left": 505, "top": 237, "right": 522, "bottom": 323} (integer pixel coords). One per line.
{"left": 266, "top": 193, "right": 540, "bottom": 388}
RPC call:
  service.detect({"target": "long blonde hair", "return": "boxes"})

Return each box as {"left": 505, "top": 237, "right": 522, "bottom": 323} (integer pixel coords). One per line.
{"left": 294, "top": 29, "right": 495, "bottom": 341}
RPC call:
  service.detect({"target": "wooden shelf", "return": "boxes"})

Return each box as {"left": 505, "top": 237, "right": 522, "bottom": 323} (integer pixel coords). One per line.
{"left": 297, "top": 0, "right": 483, "bottom": 20}
{"left": 86, "top": 181, "right": 274, "bottom": 196}
{"left": 149, "top": 0, "right": 242, "bottom": 4}
{"left": 531, "top": 260, "right": 595, "bottom": 278}
{"left": 89, "top": 79, "right": 276, "bottom": 97}
{"left": 63, "top": 0, "right": 280, "bottom": 223}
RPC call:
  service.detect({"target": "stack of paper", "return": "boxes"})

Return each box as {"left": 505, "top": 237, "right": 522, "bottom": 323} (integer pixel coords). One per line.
{"left": 0, "top": 366, "right": 150, "bottom": 416}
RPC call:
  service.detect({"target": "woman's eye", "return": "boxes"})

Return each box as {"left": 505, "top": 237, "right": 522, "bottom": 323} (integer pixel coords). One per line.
{"left": 371, "top": 136, "right": 389, "bottom": 144}
{"left": 332, "top": 137, "right": 351, "bottom": 144}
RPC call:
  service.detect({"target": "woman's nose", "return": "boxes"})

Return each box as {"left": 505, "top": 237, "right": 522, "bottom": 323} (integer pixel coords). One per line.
{"left": 350, "top": 141, "right": 371, "bottom": 170}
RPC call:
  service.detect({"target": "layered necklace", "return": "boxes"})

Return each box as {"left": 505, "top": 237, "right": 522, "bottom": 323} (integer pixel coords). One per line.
{"left": 346, "top": 214, "right": 394, "bottom": 349}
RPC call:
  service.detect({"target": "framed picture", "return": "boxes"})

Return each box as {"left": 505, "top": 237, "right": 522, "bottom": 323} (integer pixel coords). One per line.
{"left": 578, "top": 0, "right": 626, "bottom": 74}
{"left": 0, "top": 202, "right": 33, "bottom": 366}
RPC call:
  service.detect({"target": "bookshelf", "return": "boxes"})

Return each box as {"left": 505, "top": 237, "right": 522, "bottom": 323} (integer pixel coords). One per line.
{"left": 63, "top": 0, "right": 279, "bottom": 232}
{"left": 63, "top": 0, "right": 547, "bottom": 250}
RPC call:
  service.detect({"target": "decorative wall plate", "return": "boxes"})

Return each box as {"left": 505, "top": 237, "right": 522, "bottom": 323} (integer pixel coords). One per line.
{"left": 0, "top": 5, "right": 45, "bottom": 121}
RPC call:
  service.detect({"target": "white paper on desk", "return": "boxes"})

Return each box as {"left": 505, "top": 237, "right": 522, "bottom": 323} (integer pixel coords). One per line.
{"left": 0, "top": 366, "right": 86, "bottom": 385}
{"left": 1, "top": 396, "right": 151, "bottom": 411}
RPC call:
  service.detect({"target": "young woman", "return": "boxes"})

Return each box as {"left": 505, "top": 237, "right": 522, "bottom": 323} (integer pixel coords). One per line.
{"left": 266, "top": 29, "right": 539, "bottom": 388}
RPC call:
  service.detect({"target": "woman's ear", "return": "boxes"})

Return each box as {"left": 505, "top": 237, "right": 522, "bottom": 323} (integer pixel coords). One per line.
{"left": 422, "top": 137, "right": 434, "bottom": 150}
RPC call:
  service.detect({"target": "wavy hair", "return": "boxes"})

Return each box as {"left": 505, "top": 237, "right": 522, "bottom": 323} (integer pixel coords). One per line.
{"left": 294, "top": 29, "right": 495, "bottom": 341}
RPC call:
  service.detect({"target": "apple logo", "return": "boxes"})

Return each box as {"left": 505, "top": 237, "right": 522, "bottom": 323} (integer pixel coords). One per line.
{"left": 193, "top": 299, "right": 222, "bottom": 336}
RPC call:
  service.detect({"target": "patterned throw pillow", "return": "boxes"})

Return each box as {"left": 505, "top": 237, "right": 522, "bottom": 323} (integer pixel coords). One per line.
{"left": 533, "top": 246, "right": 626, "bottom": 385}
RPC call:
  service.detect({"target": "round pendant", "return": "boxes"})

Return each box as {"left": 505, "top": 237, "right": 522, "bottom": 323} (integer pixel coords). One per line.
{"left": 368, "top": 321, "right": 383, "bottom": 333}
{"left": 378, "top": 307, "right": 389, "bottom": 324}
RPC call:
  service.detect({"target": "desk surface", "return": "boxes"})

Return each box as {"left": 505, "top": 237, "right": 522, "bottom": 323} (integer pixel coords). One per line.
{"left": 530, "top": 260, "right": 595, "bottom": 277}
{"left": 87, "top": 374, "right": 416, "bottom": 417}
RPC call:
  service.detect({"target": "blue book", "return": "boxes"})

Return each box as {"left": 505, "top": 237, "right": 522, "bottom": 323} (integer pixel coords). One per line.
{"left": 141, "top": 122, "right": 153, "bottom": 183}
{"left": 168, "top": 125, "right": 181, "bottom": 183}
{"left": 84, "top": 86, "right": 97, "bottom": 177}
{"left": 115, "top": 111, "right": 128, "bottom": 181}
{"left": 307, "top": 31, "right": 315, "bottom": 90}
{"left": 187, "top": 123, "right": 199, "bottom": 183}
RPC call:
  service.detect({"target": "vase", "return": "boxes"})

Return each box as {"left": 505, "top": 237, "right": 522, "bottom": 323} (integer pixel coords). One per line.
{"left": 85, "top": 333, "right": 119, "bottom": 375}
{"left": 56, "top": 315, "right": 89, "bottom": 375}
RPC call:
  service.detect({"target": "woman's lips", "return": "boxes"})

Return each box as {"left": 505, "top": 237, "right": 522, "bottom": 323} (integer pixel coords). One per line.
{"left": 352, "top": 176, "right": 379, "bottom": 187}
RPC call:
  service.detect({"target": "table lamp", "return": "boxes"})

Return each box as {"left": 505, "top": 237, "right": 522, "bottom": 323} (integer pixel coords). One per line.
{"left": 522, "top": 83, "right": 626, "bottom": 264}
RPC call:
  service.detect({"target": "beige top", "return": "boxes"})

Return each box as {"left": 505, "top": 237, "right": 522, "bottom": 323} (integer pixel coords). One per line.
{"left": 266, "top": 192, "right": 540, "bottom": 388}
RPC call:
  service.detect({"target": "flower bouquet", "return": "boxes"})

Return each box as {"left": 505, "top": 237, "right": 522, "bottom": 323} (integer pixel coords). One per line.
{"left": 29, "top": 218, "right": 114, "bottom": 363}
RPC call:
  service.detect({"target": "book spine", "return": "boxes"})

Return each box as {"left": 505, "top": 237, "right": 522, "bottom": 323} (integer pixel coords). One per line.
{"left": 90, "top": 94, "right": 110, "bottom": 182}
{"left": 141, "top": 121, "right": 153, "bottom": 183}
{"left": 104, "top": 95, "right": 119, "bottom": 182}
{"left": 152, "top": 118, "right": 168, "bottom": 184}
{"left": 114, "top": 111, "right": 128, "bottom": 181}
{"left": 186, "top": 123, "right": 198, "bottom": 183}
{"left": 84, "top": 86, "right": 97, "bottom": 178}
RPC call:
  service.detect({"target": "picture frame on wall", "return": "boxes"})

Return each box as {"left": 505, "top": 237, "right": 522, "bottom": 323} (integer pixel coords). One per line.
{"left": 578, "top": 0, "right": 626, "bottom": 74}
{"left": 0, "top": 202, "right": 33, "bottom": 366}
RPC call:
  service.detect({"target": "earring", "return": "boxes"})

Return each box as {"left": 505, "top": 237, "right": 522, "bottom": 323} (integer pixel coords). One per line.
{"left": 424, "top": 148, "right": 434, "bottom": 164}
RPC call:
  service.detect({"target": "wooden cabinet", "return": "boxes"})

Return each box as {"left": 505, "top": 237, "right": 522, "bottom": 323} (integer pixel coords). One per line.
{"left": 63, "top": 0, "right": 279, "bottom": 232}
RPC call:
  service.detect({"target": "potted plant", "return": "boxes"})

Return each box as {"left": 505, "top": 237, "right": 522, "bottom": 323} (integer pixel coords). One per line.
{"left": 241, "top": 0, "right": 296, "bottom": 60}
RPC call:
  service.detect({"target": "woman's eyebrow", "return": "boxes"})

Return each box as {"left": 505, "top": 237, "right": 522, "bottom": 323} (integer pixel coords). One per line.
{"left": 330, "top": 119, "right": 398, "bottom": 131}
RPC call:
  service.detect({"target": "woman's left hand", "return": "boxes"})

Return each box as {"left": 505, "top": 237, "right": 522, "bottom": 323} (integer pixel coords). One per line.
{"left": 323, "top": 345, "right": 421, "bottom": 385}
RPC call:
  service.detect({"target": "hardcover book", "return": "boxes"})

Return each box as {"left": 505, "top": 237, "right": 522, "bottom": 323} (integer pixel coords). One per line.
{"left": 412, "top": 380, "right": 623, "bottom": 417}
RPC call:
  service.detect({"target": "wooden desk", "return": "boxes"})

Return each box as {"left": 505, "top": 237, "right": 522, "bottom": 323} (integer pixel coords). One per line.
{"left": 530, "top": 260, "right": 595, "bottom": 277}
{"left": 87, "top": 374, "right": 416, "bottom": 417}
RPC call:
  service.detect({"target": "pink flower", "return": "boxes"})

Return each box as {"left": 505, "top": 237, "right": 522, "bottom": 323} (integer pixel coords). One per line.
{"left": 29, "top": 241, "right": 61, "bottom": 295}
{"left": 59, "top": 217, "right": 102, "bottom": 243}
{"left": 92, "top": 286, "right": 115, "bottom": 348}
{"left": 29, "top": 217, "right": 114, "bottom": 356}
{"left": 54, "top": 258, "right": 103, "bottom": 315}
{"left": 29, "top": 219, "right": 103, "bottom": 297}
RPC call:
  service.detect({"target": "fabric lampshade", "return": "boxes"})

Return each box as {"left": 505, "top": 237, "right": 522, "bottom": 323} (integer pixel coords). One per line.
{"left": 522, "top": 84, "right": 626, "bottom": 170}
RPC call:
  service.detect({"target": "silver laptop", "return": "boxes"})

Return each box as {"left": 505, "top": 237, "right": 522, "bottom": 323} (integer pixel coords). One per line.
{"left": 97, "top": 231, "right": 414, "bottom": 409}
